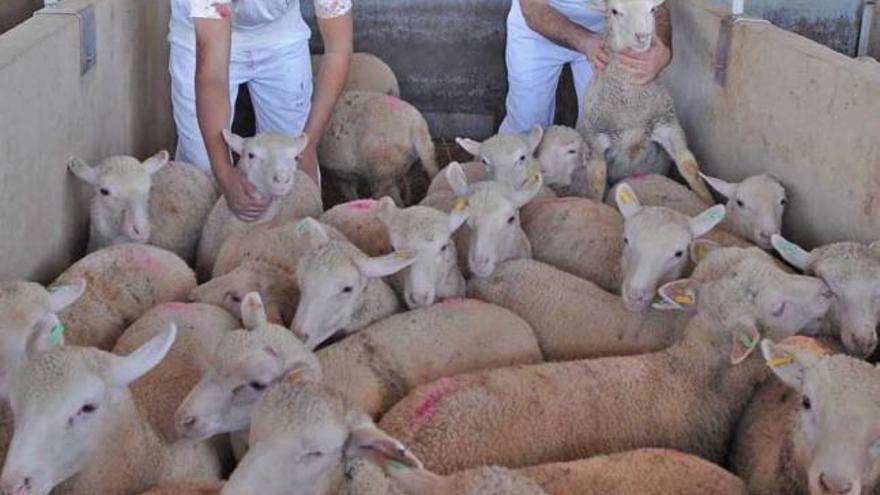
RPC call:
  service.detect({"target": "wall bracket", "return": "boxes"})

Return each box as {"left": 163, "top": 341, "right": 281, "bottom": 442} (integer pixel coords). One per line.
{"left": 714, "top": 14, "right": 770, "bottom": 86}
{"left": 35, "top": 3, "right": 96, "bottom": 76}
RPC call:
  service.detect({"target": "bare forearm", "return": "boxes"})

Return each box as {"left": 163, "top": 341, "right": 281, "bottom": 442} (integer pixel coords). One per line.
{"left": 655, "top": 3, "right": 672, "bottom": 50}
{"left": 196, "top": 76, "right": 234, "bottom": 179}
{"left": 520, "top": 0, "right": 600, "bottom": 54}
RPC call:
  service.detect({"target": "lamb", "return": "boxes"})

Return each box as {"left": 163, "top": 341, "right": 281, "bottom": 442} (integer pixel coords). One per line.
{"left": 467, "top": 259, "right": 690, "bottom": 360}
{"left": 0, "top": 280, "right": 85, "bottom": 397}
{"left": 772, "top": 235, "right": 880, "bottom": 357}
{"left": 292, "top": 218, "right": 416, "bottom": 350}
{"left": 375, "top": 197, "right": 467, "bottom": 308}
{"left": 196, "top": 130, "right": 322, "bottom": 280}
{"left": 388, "top": 448, "right": 747, "bottom": 495}
{"left": 730, "top": 338, "right": 880, "bottom": 495}
{"left": 112, "top": 302, "right": 240, "bottom": 443}
{"left": 378, "top": 256, "right": 832, "bottom": 473}
{"left": 0, "top": 325, "right": 223, "bottom": 495}
{"left": 175, "top": 293, "right": 321, "bottom": 446}
{"left": 422, "top": 162, "right": 542, "bottom": 279}
{"left": 455, "top": 126, "right": 545, "bottom": 190}
{"left": 318, "top": 298, "right": 542, "bottom": 417}
{"left": 533, "top": 125, "right": 597, "bottom": 198}
{"left": 605, "top": 172, "right": 787, "bottom": 249}
{"left": 311, "top": 52, "right": 401, "bottom": 97}
{"left": 387, "top": 464, "right": 546, "bottom": 495}
{"left": 317, "top": 91, "right": 438, "bottom": 204}
{"left": 319, "top": 199, "right": 393, "bottom": 258}
{"left": 53, "top": 244, "right": 197, "bottom": 350}
{"left": 576, "top": 0, "right": 713, "bottom": 202}
{"left": 68, "top": 151, "right": 218, "bottom": 264}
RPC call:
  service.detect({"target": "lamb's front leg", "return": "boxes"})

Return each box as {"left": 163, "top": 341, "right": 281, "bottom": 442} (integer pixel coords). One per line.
{"left": 584, "top": 133, "right": 611, "bottom": 201}
{"left": 651, "top": 122, "right": 713, "bottom": 203}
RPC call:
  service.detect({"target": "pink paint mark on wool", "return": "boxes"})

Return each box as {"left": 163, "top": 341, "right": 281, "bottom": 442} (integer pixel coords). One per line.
{"left": 126, "top": 249, "right": 158, "bottom": 272}
{"left": 384, "top": 95, "right": 405, "bottom": 111}
{"left": 440, "top": 297, "right": 483, "bottom": 307}
{"left": 414, "top": 378, "right": 457, "bottom": 422}
{"left": 629, "top": 173, "right": 653, "bottom": 182}
{"left": 156, "top": 302, "right": 191, "bottom": 312}
{"left": 346, "top": 199, "right": 377, "bottom": 212}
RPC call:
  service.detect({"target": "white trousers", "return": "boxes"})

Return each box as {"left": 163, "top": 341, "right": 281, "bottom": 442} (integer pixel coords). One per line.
{"left": 169, "top": 39, "right": 313, "bottom": 170}
{"left": 499, "top": 0, "right": 604, "bottom": 134}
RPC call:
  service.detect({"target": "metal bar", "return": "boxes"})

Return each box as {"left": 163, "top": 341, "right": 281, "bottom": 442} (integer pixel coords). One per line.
{"left": 731, "top": 0, "right": 744, "bottom": 16}
{"left": 714, "top": 14, "right": 770, "bottom": 87}
{"left": 34, "top": 4, "right": 97, "bottom": 76}
{"left": 857, "top": 0, "right": 876, "bottom": 57}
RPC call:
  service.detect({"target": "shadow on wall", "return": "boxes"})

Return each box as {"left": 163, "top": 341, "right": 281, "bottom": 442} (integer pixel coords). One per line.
{"left": 0, "top": 0, "right": 43, "bottom": 35}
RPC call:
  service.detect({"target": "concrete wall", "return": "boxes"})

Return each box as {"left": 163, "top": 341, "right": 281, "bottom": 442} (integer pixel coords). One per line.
{"left": 0, "top": 0, "right": 173, "bottom": 282}
{"left": 0, "top": 0, "right": 42, "bottom": 35}
{"left": 665, "top": 0, "right": 880, "bottom": 247}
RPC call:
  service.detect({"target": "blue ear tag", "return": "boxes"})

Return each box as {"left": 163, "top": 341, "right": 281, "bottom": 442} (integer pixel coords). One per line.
{"left": 775, "top": 238, "right": 799, "bottom": 257}
{"left": 296, "top": 218, "right": 310, "bottom": 234}
{"left": 49, "top": 323, "right": 65, "bottom": 345}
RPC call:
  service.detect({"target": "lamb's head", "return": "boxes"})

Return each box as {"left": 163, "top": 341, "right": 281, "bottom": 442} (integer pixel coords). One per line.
{"left": 702, "top": 173, "right": 787, "bottom": 248}
{"left": 222, "top": 382, "right": 420, "bottom": 495}
{"left": 68, "top": 151, "right": 169, "bottom": 244}
{"left": 446, "top": 162, "right": 541, "bottom": 279}
{"left": 292, "top": 218, "right": 416, "bottom": 349}
{"left": 658, "top": 256, "right": 832, "bottom": 363}
{"left": 773, "top": 236, "right": 880, "bottom": 358}
{"left": 0, "top": 281, "right": 85, "bottom": 399}
{"left": 222, "top": 130, "right": 308, "bottom": 198}
{"left": 189, "top": 263, "right": 295, "bottom": 325}
{"left": 376, "top": 198, "right": 467, "bottom": 308}
{"left": 616, "top": 183, "right": 726, "bottom": 312}
{"left": 535, "top": 125, "right": 588, "bottom": 189}
{"left": 456, "top": 127, "right": 543, "bottom": 189}
{"left": 762, "top": 340, "right": 880, "bottom": 495}
{"left": 176, "top": 293, "right": 319, "bottom": 441}
{"left": 588, "top": 0, "right": 666, "bottom": 52}
{"left": 387, "top": 465, "right": 547, "bottom": 495}
{"left": 0, "top": 324, "right": 176, "bottom": 495}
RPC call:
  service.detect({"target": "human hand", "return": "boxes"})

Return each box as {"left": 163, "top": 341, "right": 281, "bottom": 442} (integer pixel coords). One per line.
{"left": 581, "top": 33, "right": 610, "bottom": 72}
{"left": 217, "top": 167, "right": 270, "bottom": 222}
{"left": 297, "top": 142, "right": 321, "bottom": 187}
{"left": 616, "top": 37, "right": 671, "bottom": 85}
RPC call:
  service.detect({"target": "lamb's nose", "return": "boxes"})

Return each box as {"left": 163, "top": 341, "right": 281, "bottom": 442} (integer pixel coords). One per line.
{"left": 273, "top": 174, "right": 291, "bottom": 185}
{"left": 819, "top": 473, "right": 853, "bottom": 494}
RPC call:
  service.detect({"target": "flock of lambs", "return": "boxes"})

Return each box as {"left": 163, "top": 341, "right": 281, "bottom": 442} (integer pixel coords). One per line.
{"left": 2, "top": 4, "right": 880, "bottom": 495}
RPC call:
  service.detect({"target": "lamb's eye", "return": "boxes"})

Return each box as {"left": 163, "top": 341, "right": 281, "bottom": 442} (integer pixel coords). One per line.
{"left": 802, "top": 395, "right": 812, "bottom": 410}
{"left": 481, "top": 158, "right": 489, "bottom": 165}
{"left": 226, "top": 291, "right": 243, "bottom": 304}
{"left": 247, "top": 152, "right": 256, "bottom": 160}
{"left": 780, "top": 198, "right": 787, "bottom": 206}
{"left": 80, "top": 403, "right": 98, "bottom": 415}
{"left": 342, "top": 286, "right": 353, "bottom": 294}
{"left": 651, "top": 6, "right": 657, "bottom": 13}
{"left": 518, "top": 154, "right": 526, "bottom": 162}
{"left": 772, "top": 302, "right": 786, "bottom": 317}
{"left": 736, "top": 199, "right": 745, "bottom": 208}
{"left": 441, "top": 243, "right": 449, "bottom": 252}
{"left": 611, "top": 8, "right": 621, "bottom": 15}
{"left": 568, "top": 149, "right": 578, "bottom": 155}
{"left": 249, "top": 381, "right": 267, "bottom": 391}
{"left": 99, "top": 188, "right": 110, "bottom": 196}
{"left": 624, "top": 237, "right": 629, "bottom": 245}
{"left": 674, "top": 250, "right": 684, "bottom": 258}
{"left": 507, "top": 216, "right": 516, "bottom": 225}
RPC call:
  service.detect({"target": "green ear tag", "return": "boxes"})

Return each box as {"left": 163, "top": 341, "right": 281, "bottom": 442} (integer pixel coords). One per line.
{"left": 775, "top": 238, "right": 798, "bottom": 256}
{"left": 296, "top": 218, "right": 309, "bottom": 234}
{"left": 49, "top": 323, "right": 65, "bottom": 345}
{"left": 386, "top": 460, "right": 408, "bottom": 471}
{"left": 707, "top": 207, "right": 725, "bottom": 222}
{"left": 739, "top": 332, "right": 754, "bottom": 349}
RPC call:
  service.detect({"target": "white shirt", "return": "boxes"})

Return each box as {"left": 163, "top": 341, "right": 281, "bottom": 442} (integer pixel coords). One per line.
{"left": 169, "top": 0, "right": 352, "bottom": 51}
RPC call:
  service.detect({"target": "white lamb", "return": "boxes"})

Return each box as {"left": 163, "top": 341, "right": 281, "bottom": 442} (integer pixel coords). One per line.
{"left": 576, "top": 0, "right": 712, "bottom": 202}
{"left": 311, "top": 52, "right": 401, "bottom": 96}
{"left": 68, "top": 151, "right": 218, "bottom": 264}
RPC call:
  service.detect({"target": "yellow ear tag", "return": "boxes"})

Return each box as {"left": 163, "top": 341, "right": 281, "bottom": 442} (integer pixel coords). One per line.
{"left": 674, "top": 294, "right": 694, "bottom": 306}
{"left": 695, "top": 243, "right": 708, "bottom": 261}
{"left": 452, "top": 198, "right": 468, "bottom": 212}
{"left": 766, "top": 355, "right": 794, "bottom": 367}
{"left": 619, "top": 189, "right": 634, "bottom": 205}
{"left": 528, "top": 171, "right": 541, "bottom": 184}
{"left": 396, "top": 250, "right": 414, "bottom": 260}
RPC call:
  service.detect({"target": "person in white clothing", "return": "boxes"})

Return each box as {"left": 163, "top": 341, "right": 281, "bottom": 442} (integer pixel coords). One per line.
{"left": 169, "top": 0, "right": 352, "bottom": 221}
{"left": 500, "top": 0, "right": 672, "bottom": 134}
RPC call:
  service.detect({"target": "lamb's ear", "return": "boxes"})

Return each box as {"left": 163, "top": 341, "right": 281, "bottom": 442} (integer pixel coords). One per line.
{"left": 241, "top": 292, "right": 268, "bottom": 330}
{"left": 297, "top": 218, "right": 330, "bottom": 249}
{"left": 650, "top": 0, "right": 666, "bottom": 7}
{"left": 655, "top": 278, "right": 700, "bottom": 311}
{"left": 281, "top": 360, "right": 322, "bottom": 385}
{"left": 730, "top": 319, "right": 761, "bottom": 365}
{"left": 445, "top": 162, "right": 470, "bottom": 197}
{"left": 68, "top": 157, "right": 98, "bottom": 184}
{"left": 512, "top": 172, "right": 543, "bottom": 208}
{"left": 289, "top": 133, "right": 309, "bottom": 154}
{"left": 699, "top": 173, "right": 736, "bottom": 199}
{"left": 346, "top": 412, "right": 423, "bottom": 469}
{"left": 25, "top": 314, "right": 65, "bottom": 360}
{"left": 526, "top": 125, "right": 544, "bottom": 154}
{"left": 690, "top": 239, "right": 720, "bottom": 265}
{"left": 47, "top": 279, "right": 86, "bottom": 312}
{"left": 689, "top": 205, "right": 726, "bottom": 238}
{"left": 222, "top": 129, "right": 246, "bottom": 155}
{"left": 771, "top": 234, "right": 812, "bottom": 271}
{"left": 106, "top": 323, "right": 177, "bottom": 388}
{"left": 355, "top": 251, "right": 418, "bottom": 279}
{"left": 455, "top": 137, "right": 482, "bottom": 158}
{"left": 143, "top": 150, "right": 170, "bottom": 175}
{"left": 448, "top": 200, "right": 469, "bottom": 232}
{"left": 375, "top": 196, "right": 398, "bottom": 226}
{"left": 761, "top": 339, "right": 808, "bottom": 390}
{"left": 615, "top": 183, "right": 641, "bottom": 219}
